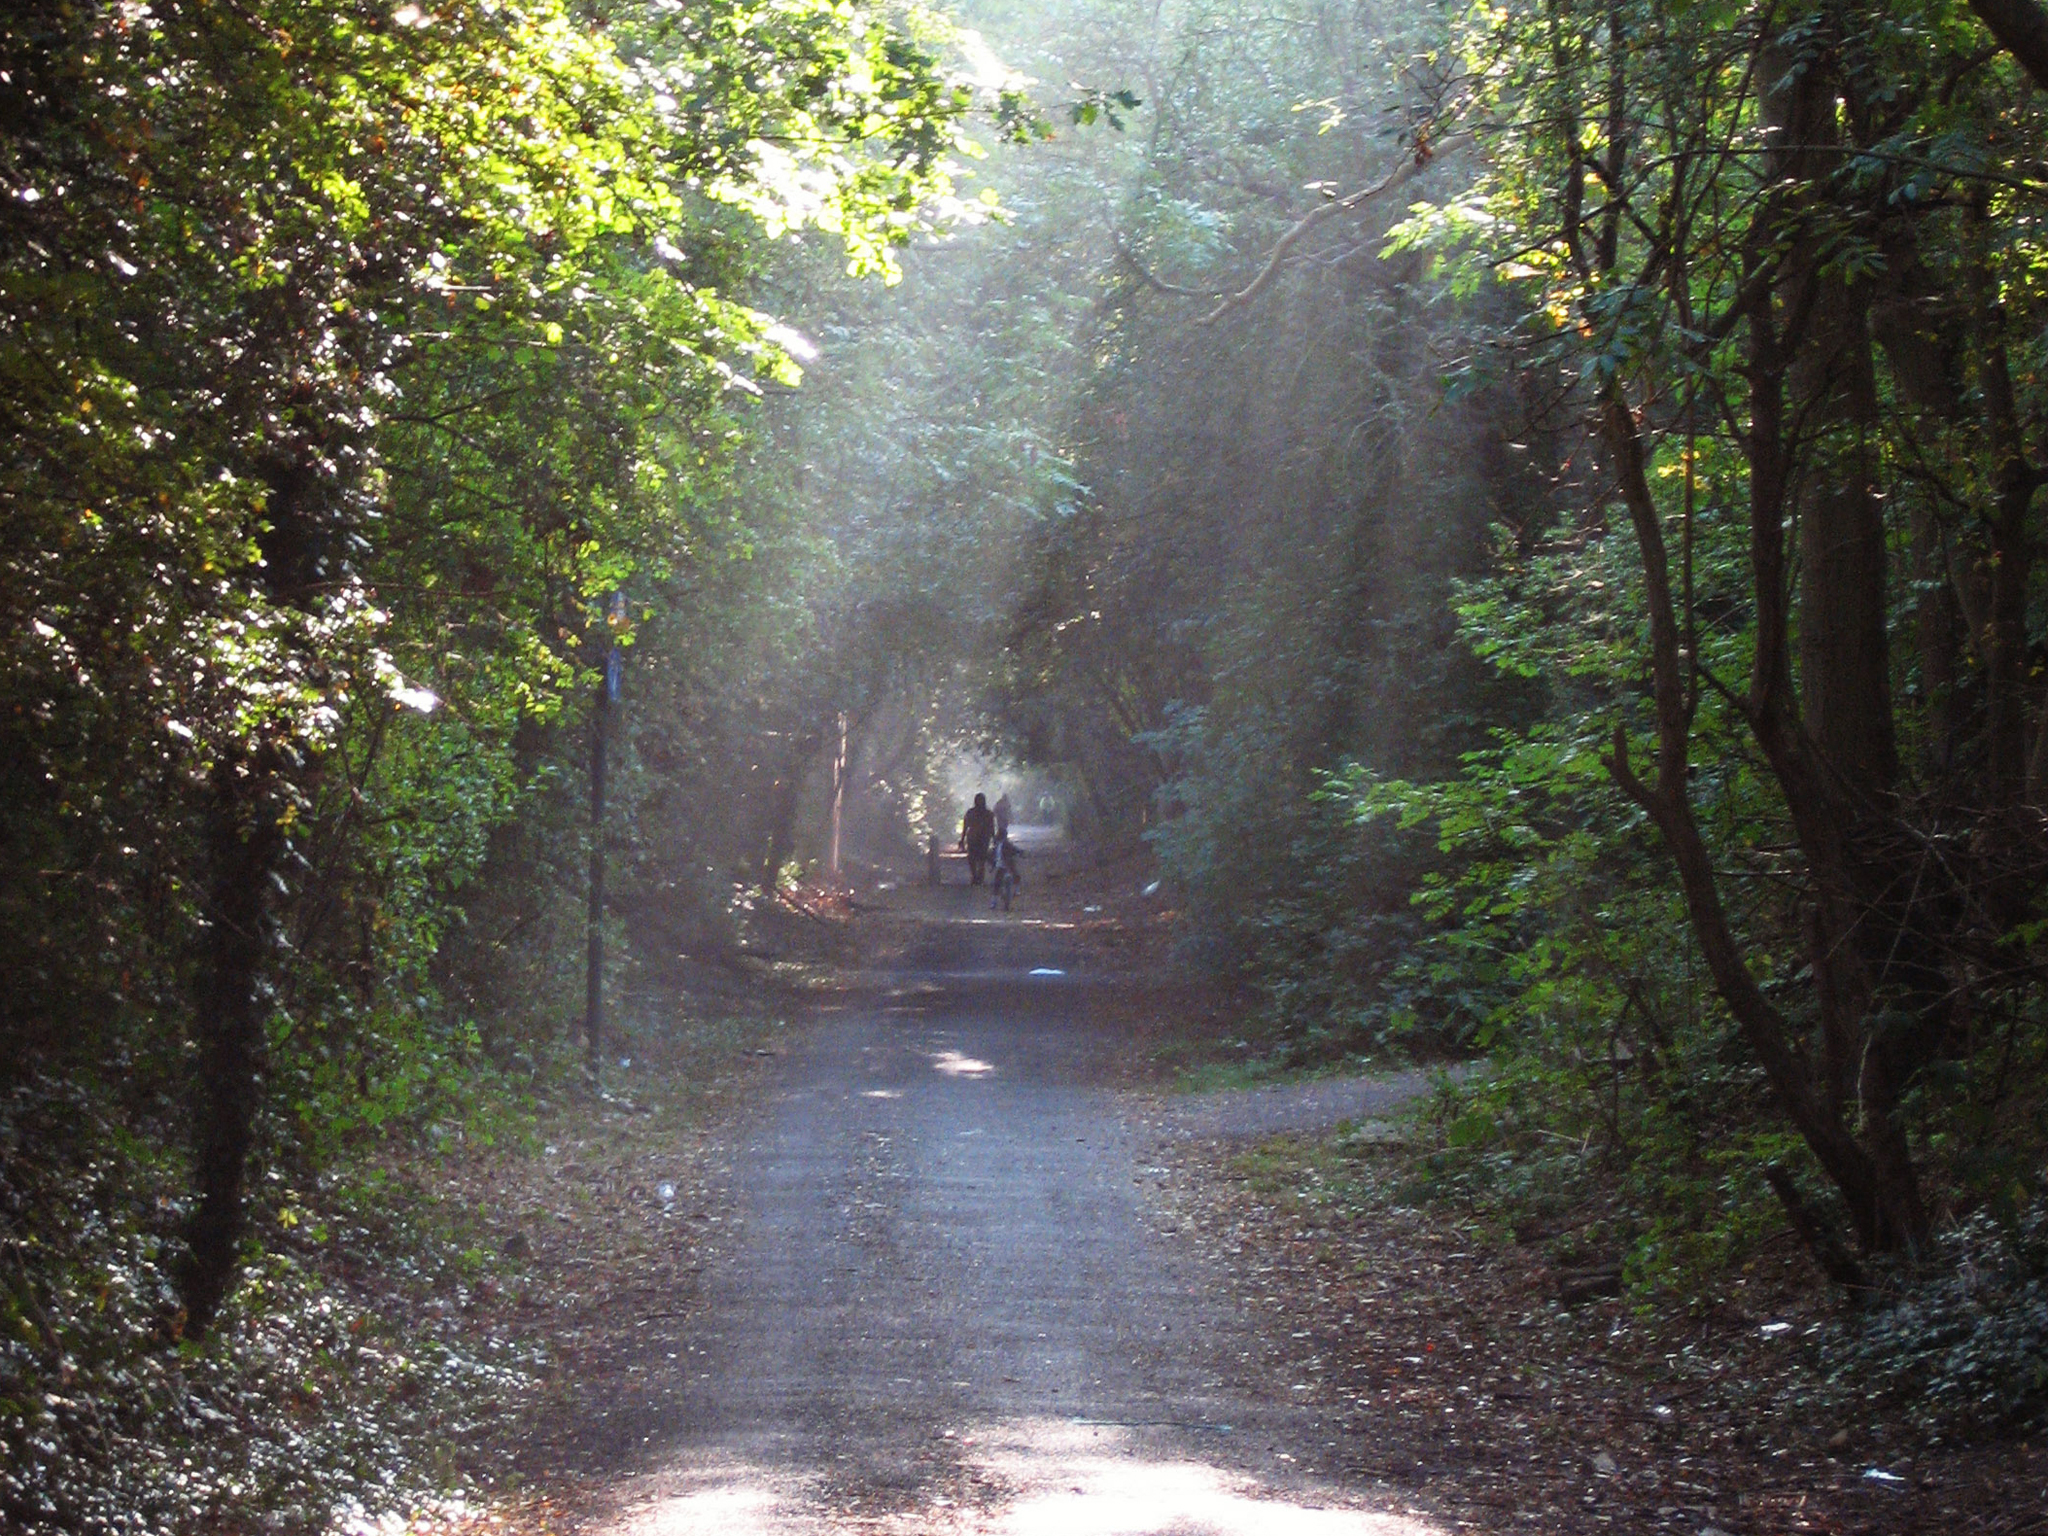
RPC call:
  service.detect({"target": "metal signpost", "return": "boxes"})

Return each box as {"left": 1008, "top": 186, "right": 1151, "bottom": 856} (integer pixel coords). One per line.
{"left": 585, "top": 592, "right": 626, "bottom": 1083}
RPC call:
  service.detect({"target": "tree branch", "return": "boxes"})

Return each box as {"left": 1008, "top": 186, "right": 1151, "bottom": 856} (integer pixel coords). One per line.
{"left": 1197, "top": 133, "right": 1470, "bottom": 325}
{"left": 1110, "top": 237, "right": 1223, "bottom": 300}
{"left": 1968, "top": 0, "right": 2048, "bottom": 93}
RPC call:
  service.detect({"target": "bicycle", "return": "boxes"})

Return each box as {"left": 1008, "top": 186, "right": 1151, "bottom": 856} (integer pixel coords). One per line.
{"left": 991, "top": 861, "right": 1018, "bottom": 912}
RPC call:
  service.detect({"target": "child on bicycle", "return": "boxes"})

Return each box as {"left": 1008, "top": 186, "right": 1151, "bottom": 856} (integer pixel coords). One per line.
{"left": 989, "top": 832, "right": 1023, "bottom": 909}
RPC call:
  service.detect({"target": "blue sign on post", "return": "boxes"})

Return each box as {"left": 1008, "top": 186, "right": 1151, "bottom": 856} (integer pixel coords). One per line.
{"left": 605, "top": 648, "right": 622, "bottom": 703}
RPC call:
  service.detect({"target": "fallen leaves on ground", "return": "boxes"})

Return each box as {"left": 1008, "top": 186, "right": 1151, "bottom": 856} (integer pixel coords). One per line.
{"left": 1155, "top": 1126, "right": 2043, "bottom": 1535}
{"left": 405, "top": 1006, "right": 784, "bottom": 1533}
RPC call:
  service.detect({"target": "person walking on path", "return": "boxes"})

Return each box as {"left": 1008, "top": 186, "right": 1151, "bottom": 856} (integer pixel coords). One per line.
{"left": 959, "top": 793, "right": 996, "bottom": 886}
{"left": 993, "top": 791, "right": 1013, "bottom": 840}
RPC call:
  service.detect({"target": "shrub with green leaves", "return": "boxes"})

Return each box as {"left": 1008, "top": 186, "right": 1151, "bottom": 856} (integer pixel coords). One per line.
{"left": 1827, "top": 1206, "right": 2048, "bottom": 1437}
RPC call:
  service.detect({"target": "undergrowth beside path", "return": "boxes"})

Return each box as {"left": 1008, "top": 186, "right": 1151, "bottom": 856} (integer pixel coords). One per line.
{"left": 0, "top": 1000, "right": 777, "bottom": 1536}
{"left": 1160, "top": 1118, "right": 2043, "bottom": 1536}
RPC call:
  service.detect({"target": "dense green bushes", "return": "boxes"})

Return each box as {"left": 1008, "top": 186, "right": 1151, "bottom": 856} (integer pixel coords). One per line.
{"left": 0, "top": 1077, "right": 535, "bottom": 1533}
{"left": 1828, "top": 1205, "right": 2048, "bottom": 1436}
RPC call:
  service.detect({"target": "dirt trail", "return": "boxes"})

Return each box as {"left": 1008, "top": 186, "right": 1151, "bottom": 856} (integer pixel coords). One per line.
{"left": 571, "top": 853, "right": 1444, "bottom": 1535}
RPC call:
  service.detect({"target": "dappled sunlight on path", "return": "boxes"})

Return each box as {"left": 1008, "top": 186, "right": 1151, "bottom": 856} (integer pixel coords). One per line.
{"left": 971, "top": 1419, "right": 1439, "bottom": 1536}
{"left": 559, "top": 863, "right": 1454, "bottom": 1536}
{"left": 617, "top": 1420, "right": 1442, "bottom": 1536}
{"left": 622, "top": 1466, "right": 799, "bottom": 1536}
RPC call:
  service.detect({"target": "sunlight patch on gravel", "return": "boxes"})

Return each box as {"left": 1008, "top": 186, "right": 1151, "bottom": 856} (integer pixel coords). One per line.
{"left": 932, "top": 1050, "right": 996, "bottom": 1077}
{"left": 965, "top": 1419, "right": 1443, "bottom": 1536}
{"left": 618, "top": 1468, "right": 803, "bottom": 1536}
{"left": 603, "top": 1424, "right": 1445, "bottom": 1536}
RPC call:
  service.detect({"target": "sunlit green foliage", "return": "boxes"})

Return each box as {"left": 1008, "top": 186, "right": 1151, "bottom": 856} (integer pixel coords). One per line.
{"left": 1, "top": 0, "right": 989, "bottom": 1522}
{"left": 1307, "top": 0, "right": 2048, "bottom": 1417}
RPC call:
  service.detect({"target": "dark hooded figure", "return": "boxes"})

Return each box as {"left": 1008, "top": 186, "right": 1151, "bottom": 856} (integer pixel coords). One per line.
{"left": 959, "top": 792, "right": 996, "bottom": 885}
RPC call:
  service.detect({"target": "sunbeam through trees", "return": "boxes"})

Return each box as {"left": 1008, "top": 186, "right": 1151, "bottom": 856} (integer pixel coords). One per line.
{"left": 4, "top": 0, "right": 2048, "bottom": 1530}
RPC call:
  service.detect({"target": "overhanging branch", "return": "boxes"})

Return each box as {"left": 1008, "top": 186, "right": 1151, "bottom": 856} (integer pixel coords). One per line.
{"left": 1111, "top": 236, "right": 1222, "bottom": 300}
{"left": 1196, "top": 132, "right": 1471, "bottom": 325}
{"left": 1969, "top": 0, "right": 2048, "bottom": 93}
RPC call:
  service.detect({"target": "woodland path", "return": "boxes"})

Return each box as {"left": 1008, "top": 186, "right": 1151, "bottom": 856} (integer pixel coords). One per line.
{"left": 579, "top": 850, "right": 1445, "bottom": 1536}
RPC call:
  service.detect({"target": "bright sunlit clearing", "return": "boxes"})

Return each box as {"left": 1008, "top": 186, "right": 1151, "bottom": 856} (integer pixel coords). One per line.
{"left": 997, "top": 1466, "right": 1430, "bottom": 1536}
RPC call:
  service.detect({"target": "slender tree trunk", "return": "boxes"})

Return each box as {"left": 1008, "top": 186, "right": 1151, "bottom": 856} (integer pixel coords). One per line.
{"left": 756, "top": 735, "right": 819, "bottom": 897}
{"left": 1964, "top": 202, "right": 2041, "bottom": 817}
{"left": 1792, "top": 301, "right": 1897, "bottom": 800}
{"left": 1873, "top": 224, "right": 1970, "bottom": 776}
{"left": 1763, "top": 34, "right": 1931, "bottom": 1254}
{"left": 827, "top": 711, "right": 848, "bottom": 885}
{"left": 585, "top": 683, "right": 608, "bottom": 1077}
{"left": 1910, "top": 508, "right": 1963, "bottom": 774}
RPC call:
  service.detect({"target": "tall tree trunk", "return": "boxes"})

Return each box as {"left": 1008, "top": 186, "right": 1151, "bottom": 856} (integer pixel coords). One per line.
{"left": 758, "top": 774, "right": 802, "bottom": 898}
{"left": 177, "top": 449, "right": 331, "bottom": 1333}
{"left": 1964, "top": 201, "right": 2041, "bottom": 818}
{"left": 1869, "top": 212, "right": 1971, "bottom": 781}
{"left": 585, "top": 682, "right": 608, "bottom": 1076}
{"left": 827, "top": 711, "right": 848, "bottom": 885}
{"left": 1767, "top": 44, "right": 1898, "bottom": 805}
{"left": 180, "top": 750, "right": 285, "bottom": 1336}
{"left": 756, "top": 733, "right": 821, "bottom": 898}
{"left": 1910, "top": 508, "right": 1964, "bottom": 774}
{"left": 1760, "top": 32, "right": 1929, "bottom": 1255}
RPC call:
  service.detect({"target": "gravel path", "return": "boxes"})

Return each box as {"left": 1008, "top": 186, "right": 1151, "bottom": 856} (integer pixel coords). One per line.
{"left": 584, "top": 888, "right": 1443, "bottom": 1535}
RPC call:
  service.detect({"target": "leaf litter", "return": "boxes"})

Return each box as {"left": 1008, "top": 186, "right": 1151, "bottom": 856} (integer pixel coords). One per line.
{"left": 1143, "top": 1118, "right": 2043, "bottom": 1536}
